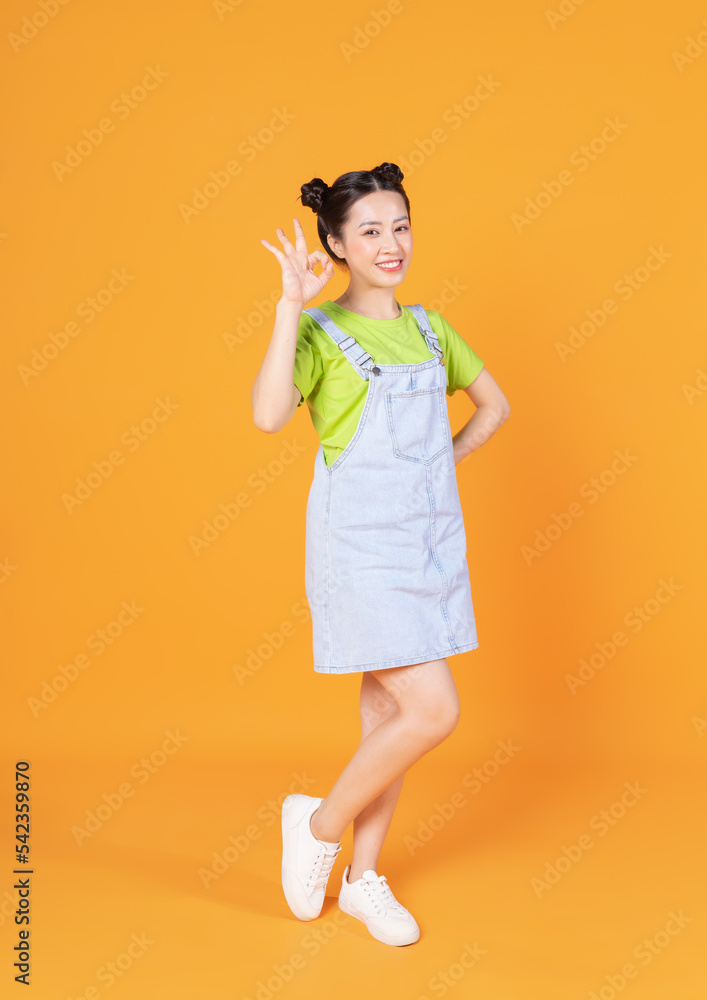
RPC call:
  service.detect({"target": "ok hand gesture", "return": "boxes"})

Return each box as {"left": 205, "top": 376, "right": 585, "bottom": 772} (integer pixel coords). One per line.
{"left": 261, "top": 218, "right": 334, "bottom": 307}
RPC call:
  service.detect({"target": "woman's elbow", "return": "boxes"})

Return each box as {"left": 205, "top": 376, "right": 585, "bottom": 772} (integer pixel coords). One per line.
{"left": 253, "top": 409, "right": 286, "bottom": 433}
{"left": 490, "top": 398, "right": 510, "bottom": 428}
{"left": 252, "top": 394, "right": 296, "bottom": 433}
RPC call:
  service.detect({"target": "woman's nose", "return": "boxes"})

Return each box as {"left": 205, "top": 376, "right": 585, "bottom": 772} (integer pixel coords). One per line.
{"left": 380, "top": 233, "right": 402, "bottom": 252}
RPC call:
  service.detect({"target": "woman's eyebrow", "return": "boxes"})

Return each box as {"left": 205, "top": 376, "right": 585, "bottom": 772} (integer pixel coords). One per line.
{"left": 356, "top": 216, "right": 409, "bottom": 229}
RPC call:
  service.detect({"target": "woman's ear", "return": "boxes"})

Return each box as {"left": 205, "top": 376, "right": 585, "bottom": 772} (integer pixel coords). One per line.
{"left": 327, "top": 234, "right": 344, "bottom": 260}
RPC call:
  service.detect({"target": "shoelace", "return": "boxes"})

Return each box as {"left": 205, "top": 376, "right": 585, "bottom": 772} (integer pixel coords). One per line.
{"left": 307, "top": 842, "right": 342, "bottom": 891}
{"left": 361, "top": 874, "right": 407, "bottom": 915}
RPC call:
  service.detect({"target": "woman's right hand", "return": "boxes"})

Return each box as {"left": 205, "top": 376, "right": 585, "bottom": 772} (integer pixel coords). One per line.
{"left": 260, "top": 218, "right": 335, "bottom": 308}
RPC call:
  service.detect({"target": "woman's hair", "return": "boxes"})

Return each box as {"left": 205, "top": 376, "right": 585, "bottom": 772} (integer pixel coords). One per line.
{"left": 299, "top": 162, "right": 411, "bottom": 270}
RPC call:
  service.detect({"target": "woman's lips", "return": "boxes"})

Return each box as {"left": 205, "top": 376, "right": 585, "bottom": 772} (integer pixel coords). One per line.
{"left": 375, "top": 260, "right": 403, "bottom": 271}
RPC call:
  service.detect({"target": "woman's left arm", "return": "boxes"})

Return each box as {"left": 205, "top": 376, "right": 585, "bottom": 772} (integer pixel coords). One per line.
{"left": 452, "top": 368, "right": 511, "bottom": 465}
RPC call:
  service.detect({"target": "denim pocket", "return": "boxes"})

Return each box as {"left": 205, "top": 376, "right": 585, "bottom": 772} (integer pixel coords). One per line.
{"left": 385, "top": 386, "right": 449, "bottom": 464}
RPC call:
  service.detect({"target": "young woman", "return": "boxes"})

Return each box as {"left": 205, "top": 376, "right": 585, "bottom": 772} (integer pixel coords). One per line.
{"left": 252, "top": 162, "right": 510, "bottom": 946}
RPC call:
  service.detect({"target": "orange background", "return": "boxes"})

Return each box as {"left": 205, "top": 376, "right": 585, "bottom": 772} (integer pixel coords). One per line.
{"left": 2, "top": 0, "right": 706, "bottom": 996}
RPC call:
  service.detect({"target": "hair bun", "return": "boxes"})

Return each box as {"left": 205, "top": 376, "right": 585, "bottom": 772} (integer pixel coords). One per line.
{"left": 300, "top": 177, "right": 329, "bottom": 214}
{"left": 372, "top": 162, "right": 404, "bottom": 184}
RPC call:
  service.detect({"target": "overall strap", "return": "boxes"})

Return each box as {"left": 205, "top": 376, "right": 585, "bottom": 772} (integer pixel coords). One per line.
{"left": 302, "top": 306, "right": 375, "bottom": 380}
{"left": 302, "top": 303, "right": 444, "bottom": 376}
{"left": 406, "top": 303, "right": 444, "bottom": 362}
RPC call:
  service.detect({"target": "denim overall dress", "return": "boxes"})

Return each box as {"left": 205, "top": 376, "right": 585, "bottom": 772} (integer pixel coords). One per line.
{"left": 302, "top": 303, "right": 479, "bottom": 674}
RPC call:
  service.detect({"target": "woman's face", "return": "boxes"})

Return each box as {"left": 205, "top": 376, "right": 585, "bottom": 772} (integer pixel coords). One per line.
{"left": 329, "top": 189, "right": 413, "bottom": 286}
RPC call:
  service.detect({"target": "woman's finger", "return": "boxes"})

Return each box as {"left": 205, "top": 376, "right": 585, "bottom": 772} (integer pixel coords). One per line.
{"left": 261, "top": 239, "right": 285, "bottom": 260}
{"left": 309, "top": 250, "right": 332, "bottom": 267}
{"left": 275, "top": 226, "right": 296, "bottom": 251}
{"left": 292, "top": 217, "right": 307, "bottom": 253}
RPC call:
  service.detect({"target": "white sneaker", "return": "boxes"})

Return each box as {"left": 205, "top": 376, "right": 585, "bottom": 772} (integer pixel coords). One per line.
{"left": 338, "top": 864, "right": 420, "bottom": 946}
{"left": 281, "top": 794, "right": 341, "bottom": 921}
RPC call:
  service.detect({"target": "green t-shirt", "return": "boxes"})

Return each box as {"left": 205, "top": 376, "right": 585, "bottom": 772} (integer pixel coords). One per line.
{"left": 293, "top": 300, "right": 484, "bottom": 467}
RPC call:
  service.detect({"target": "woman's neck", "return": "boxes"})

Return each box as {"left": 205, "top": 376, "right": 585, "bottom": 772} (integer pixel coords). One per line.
{"left": 335, "top": 286, "right": 402, "bottom": 320}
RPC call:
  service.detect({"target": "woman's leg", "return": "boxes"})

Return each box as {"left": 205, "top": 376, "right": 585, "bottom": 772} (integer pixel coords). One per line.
{"left": 346, "top": 671, "right": 404, "bottom": 881}
{"left": 310, "top": 657, "right": 460, "bottom": 845}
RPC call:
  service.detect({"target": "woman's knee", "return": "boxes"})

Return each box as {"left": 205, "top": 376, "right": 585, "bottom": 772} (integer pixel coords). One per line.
{"left": 416, "top": 693, "right": 460, "bottom": 745}
{"left": 391, "top": 686, "right": 460, "bottom": 748}
{"left": 371, "top": 658, "right": 460, "bottom": 745}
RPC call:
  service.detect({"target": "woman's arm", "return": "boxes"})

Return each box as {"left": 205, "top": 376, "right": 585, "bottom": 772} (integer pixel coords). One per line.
{"left": 452, "top": 368, "right": 511, "bottom": 465}
{"left": 251, "top": 298, "right": 304, "bottom": 433}
{"left": 251, "top": 219, "right": 334, "bottom": 433}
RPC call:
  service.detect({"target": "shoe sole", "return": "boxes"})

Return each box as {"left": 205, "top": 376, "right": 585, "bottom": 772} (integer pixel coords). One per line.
{"left": 338, "top": 895, "right": 420, "bottom": 946}
{"left": 281, "top": 794, "right": 323, "bottom": 922}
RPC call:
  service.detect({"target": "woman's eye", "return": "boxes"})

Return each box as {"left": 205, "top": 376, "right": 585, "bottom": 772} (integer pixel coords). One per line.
{"left": 364, "top": 227, "right": 408, "bottom": 236}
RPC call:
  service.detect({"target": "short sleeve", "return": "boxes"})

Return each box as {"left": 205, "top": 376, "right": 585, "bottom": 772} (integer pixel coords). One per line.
{"left": 292, "top": 316, "right": 324, "bottom": 407}
{"left": 428, "top": 310, "right": 484, "bottom": 397}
